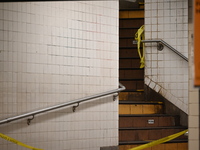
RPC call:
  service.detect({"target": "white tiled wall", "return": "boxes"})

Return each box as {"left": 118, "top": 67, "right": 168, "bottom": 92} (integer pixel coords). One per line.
{"left": 0, "top": 1, "right": 119, "bottom": 150}
{"left": 145, "top": 0, "right": 188, "bottom": 113}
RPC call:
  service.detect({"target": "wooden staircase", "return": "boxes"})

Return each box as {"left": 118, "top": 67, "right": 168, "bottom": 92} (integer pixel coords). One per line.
{"left": 119, "top": 6, "right": 188, "bottom": 150}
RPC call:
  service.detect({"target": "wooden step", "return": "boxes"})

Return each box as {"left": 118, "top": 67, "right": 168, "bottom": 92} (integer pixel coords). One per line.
{"left": 121, "top": 89, "right": 144, "bottom": 92}
{"left": 119, "top": 142, "right": 188, "bottom": 150}
{"left": 119, "top": 91, "right": 144, "bottom": 101}
{"left": 119, "top": 69, "right": 144, "bottom": 80}
{"left": 119, "top": 9, "right": 144, "bottom": 18}
{"left": 119, "top": 58, "right": 141, "bottom": 68}
{"left": 119, "top": 101, "right": 163, "bottom": 115}
{"left": 119, "top": 38, "right": 136, "bottom": 47}
{"left": 119, "top": 18, "right": 144, "bottom": 28}
{"left": 119, "top": 114, "right": 180, "bottom": 128}
{"left": 119, "top": 139, "right": 188, "bottom": 145}
{"left": 119, "top": 127, "right": 187, "bottom": 142}
{"left": 119, "top": 28, "right": 138, "bottom": 37}
{"left": 139, "top": 2, "right": 144, "bottom": 9}
{"left": 120, "top": 80, "right": 144, "bottom": 91}
{"left": 119, "top": 48, "right": 139, "bottom": 58}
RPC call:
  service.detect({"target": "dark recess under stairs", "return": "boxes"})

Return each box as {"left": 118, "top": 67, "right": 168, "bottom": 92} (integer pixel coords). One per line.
{"left": 118, "top": 6, "right": 188, "bottom": 150}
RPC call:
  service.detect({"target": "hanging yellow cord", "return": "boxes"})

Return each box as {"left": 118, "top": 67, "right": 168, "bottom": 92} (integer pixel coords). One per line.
{"left": 135, "top": 25, "right": 145, "bottom": 68}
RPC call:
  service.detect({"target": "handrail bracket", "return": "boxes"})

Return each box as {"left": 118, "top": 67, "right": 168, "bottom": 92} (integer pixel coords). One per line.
{"left": 72, "top": 103, "right": 80, "bottom": 112}
{"left": 113, "top": 93, "right": 118, "bottom": 101}
{"left": 27, "top": 115, "right": 35, "bottom": 125}
{"left": 157, "top": 42, "right": 164, "bottom": 51}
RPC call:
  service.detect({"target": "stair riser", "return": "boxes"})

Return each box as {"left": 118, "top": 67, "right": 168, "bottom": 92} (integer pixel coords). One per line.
{"left": 120, "top": 59, "right": 141, "bottom": 68}
{"left": 120, "top": 81, "right": 144, "bottom": 91}
{"left": 119, "top": 92, "right": 144, "bottom": 101}
{"left": 119, "top": 116, "right": 180, "bottom": 128}
{"left": 119, "top": 49, "right": 139, "bottom": 58}
{"left": 120, "top": 38, "right": 137, "bottom": 47}
{"left": 139, "top": 4, "right": 144, "bottom": 9}
{"left": 119, "top": 70, "right": 144, "bottom": 80}
{"left": 119, "top": 104, "right": 163, "bottom": 115}
{"left": 119, "top": 129, "right": 187, "bottom": 141}
{"left": 119, "top": 19, "right": 144, "bottom": 28}
{"left": 119, "top": 10, "right": 144, "bottom": 18}
{"left": 119, "top": 143, "right": 188, "bottom": 150}
{"left": 119, "top": 28, "right": 138, "bottom": 37}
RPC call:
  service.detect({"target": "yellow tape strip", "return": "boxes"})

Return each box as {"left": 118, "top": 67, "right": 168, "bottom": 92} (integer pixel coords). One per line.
{"left": 0, "top": 133, "right": 43, "bottom": 150}
{"left": 135, "top": 25, "right": 145, "bottom": 68}
{"left": 128, "top": 129, "right": 188, "bottom": 150}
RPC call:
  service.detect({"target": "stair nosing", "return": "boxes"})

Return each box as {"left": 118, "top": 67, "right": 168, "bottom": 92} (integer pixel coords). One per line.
{"left": 120, "top": 27, "right": 140, "bottom": 29}
{"left": 120, "top": 37, "right": 135, "bottom": 39}
{"left": 119, "top": 126, "right": 188, "bottom": 130}
{"left": 119, "top": 139, "right": 188, "bottom": 145}
{"left": 119, "top": 47, "right": 137, "bottom": 49}
{"left": 119, "top": 68, "right": 144, "bottom": 70}
{"left": 120, "top": 8, "right": 144, "bottom": 11}
{"left": 119, "top": 79, "right": 144, "bottom": 81}
{"left": 119, "top": 101, "right": 163, "bottom": 105}
{"left": 119, "top": 18, "right": 144, "bottom": 21}
{"left": 120, "top": 90, "right": 144, "bottom": 93}
{"left": 119, "top": 114, "right": 180, "bottom": 117}
{"left": 119, "top": 57, "right": 140, "bottom": 59}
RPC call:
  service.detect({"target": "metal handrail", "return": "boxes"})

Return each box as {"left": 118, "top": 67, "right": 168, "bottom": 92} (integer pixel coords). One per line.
{"left": 0, "top": 83, "right": 125, "bottom": 125}
{"left": 134, "top": 39, "right": 188, "bottom": 62}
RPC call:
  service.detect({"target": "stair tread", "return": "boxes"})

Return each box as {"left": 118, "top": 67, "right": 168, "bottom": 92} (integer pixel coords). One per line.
{"left": 119, "top": 79, "right": 144, "bottom": 81}
{"left": 119, "top": 139, "right": 188, "bottom": 145}
{"left": 119, "top": 114, "right": 179, "bottom": 117}
{"left": 120, "top": 37, "right": 135, "bottom": 39}
{"left": 120, "top": 8, "right": 144, "bottom": 11}
{"left": 119, "top": 47, "right": 137, "bottom": 49}
{"left": 120, "top": 18, "right": 144, "bottom": 20}
{"left": 120, "top": 90, "right": 144, "bottom": 92}
{"left": 119, "top": 57, "right": 140, "bottom": 59}
{"left": 119, "top": 68, "right": 144, "bottom": 70}
{"left": 119, "top": 126, "right": 188, "bottom": 130}
{"left": 122, "top": 89, "right": 144, "bottom": 93}
{"left": 119, "top": 100, "right": 163, "bottom": 105}
{"left": 120, "top": 27, "right": 140, "bottom": 29}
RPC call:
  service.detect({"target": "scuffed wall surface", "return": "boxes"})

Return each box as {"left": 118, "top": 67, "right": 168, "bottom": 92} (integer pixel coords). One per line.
{"left": 145, "top": 0, "right": 188, "bottom": 113}
{"left": 0, "top": 1, "right": 119, "bottom": 150}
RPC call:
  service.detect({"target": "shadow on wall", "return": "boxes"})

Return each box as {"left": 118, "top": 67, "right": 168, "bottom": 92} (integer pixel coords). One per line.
{"left": 0, "top": 96, "right": 115, "bottom": 133}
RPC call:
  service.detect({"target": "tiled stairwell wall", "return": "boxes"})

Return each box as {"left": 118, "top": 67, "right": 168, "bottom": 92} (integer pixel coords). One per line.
{"left": 0, "top": 1, "right": 119, "bottom": 150}
{"left": 145, "top": 0, "right": 189, "bottom": 113}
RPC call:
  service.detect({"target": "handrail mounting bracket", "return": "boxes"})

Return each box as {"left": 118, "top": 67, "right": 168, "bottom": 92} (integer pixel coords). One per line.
{"left": 113, "top": 93, "right": 118, "bottom": 101}
{"left": 27, "top": 115, "right": 35, "bottom": 125}
{"left": 157, "top": 42, "right": 164, "bottom": 51}
{"left": 72, "top": 103, "right": 80, "bottom": 112}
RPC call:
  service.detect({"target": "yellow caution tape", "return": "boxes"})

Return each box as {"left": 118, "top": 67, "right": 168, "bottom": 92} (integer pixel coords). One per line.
{"left": 128, "top": 129, "right": 188, "bottom": 150}
{"left": 0, "top": 133, "right": 43, "bottom": 150}
{"left": 135, "top": 25, "right": 145, "bottom": 68}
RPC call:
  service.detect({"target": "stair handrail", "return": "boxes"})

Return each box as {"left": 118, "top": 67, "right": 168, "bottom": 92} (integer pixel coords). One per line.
{"left": 0, "top": 83, "right": 125, "bottom": 125}
{"left": 133, "top": 39, "right": 188, "bottom": 62}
